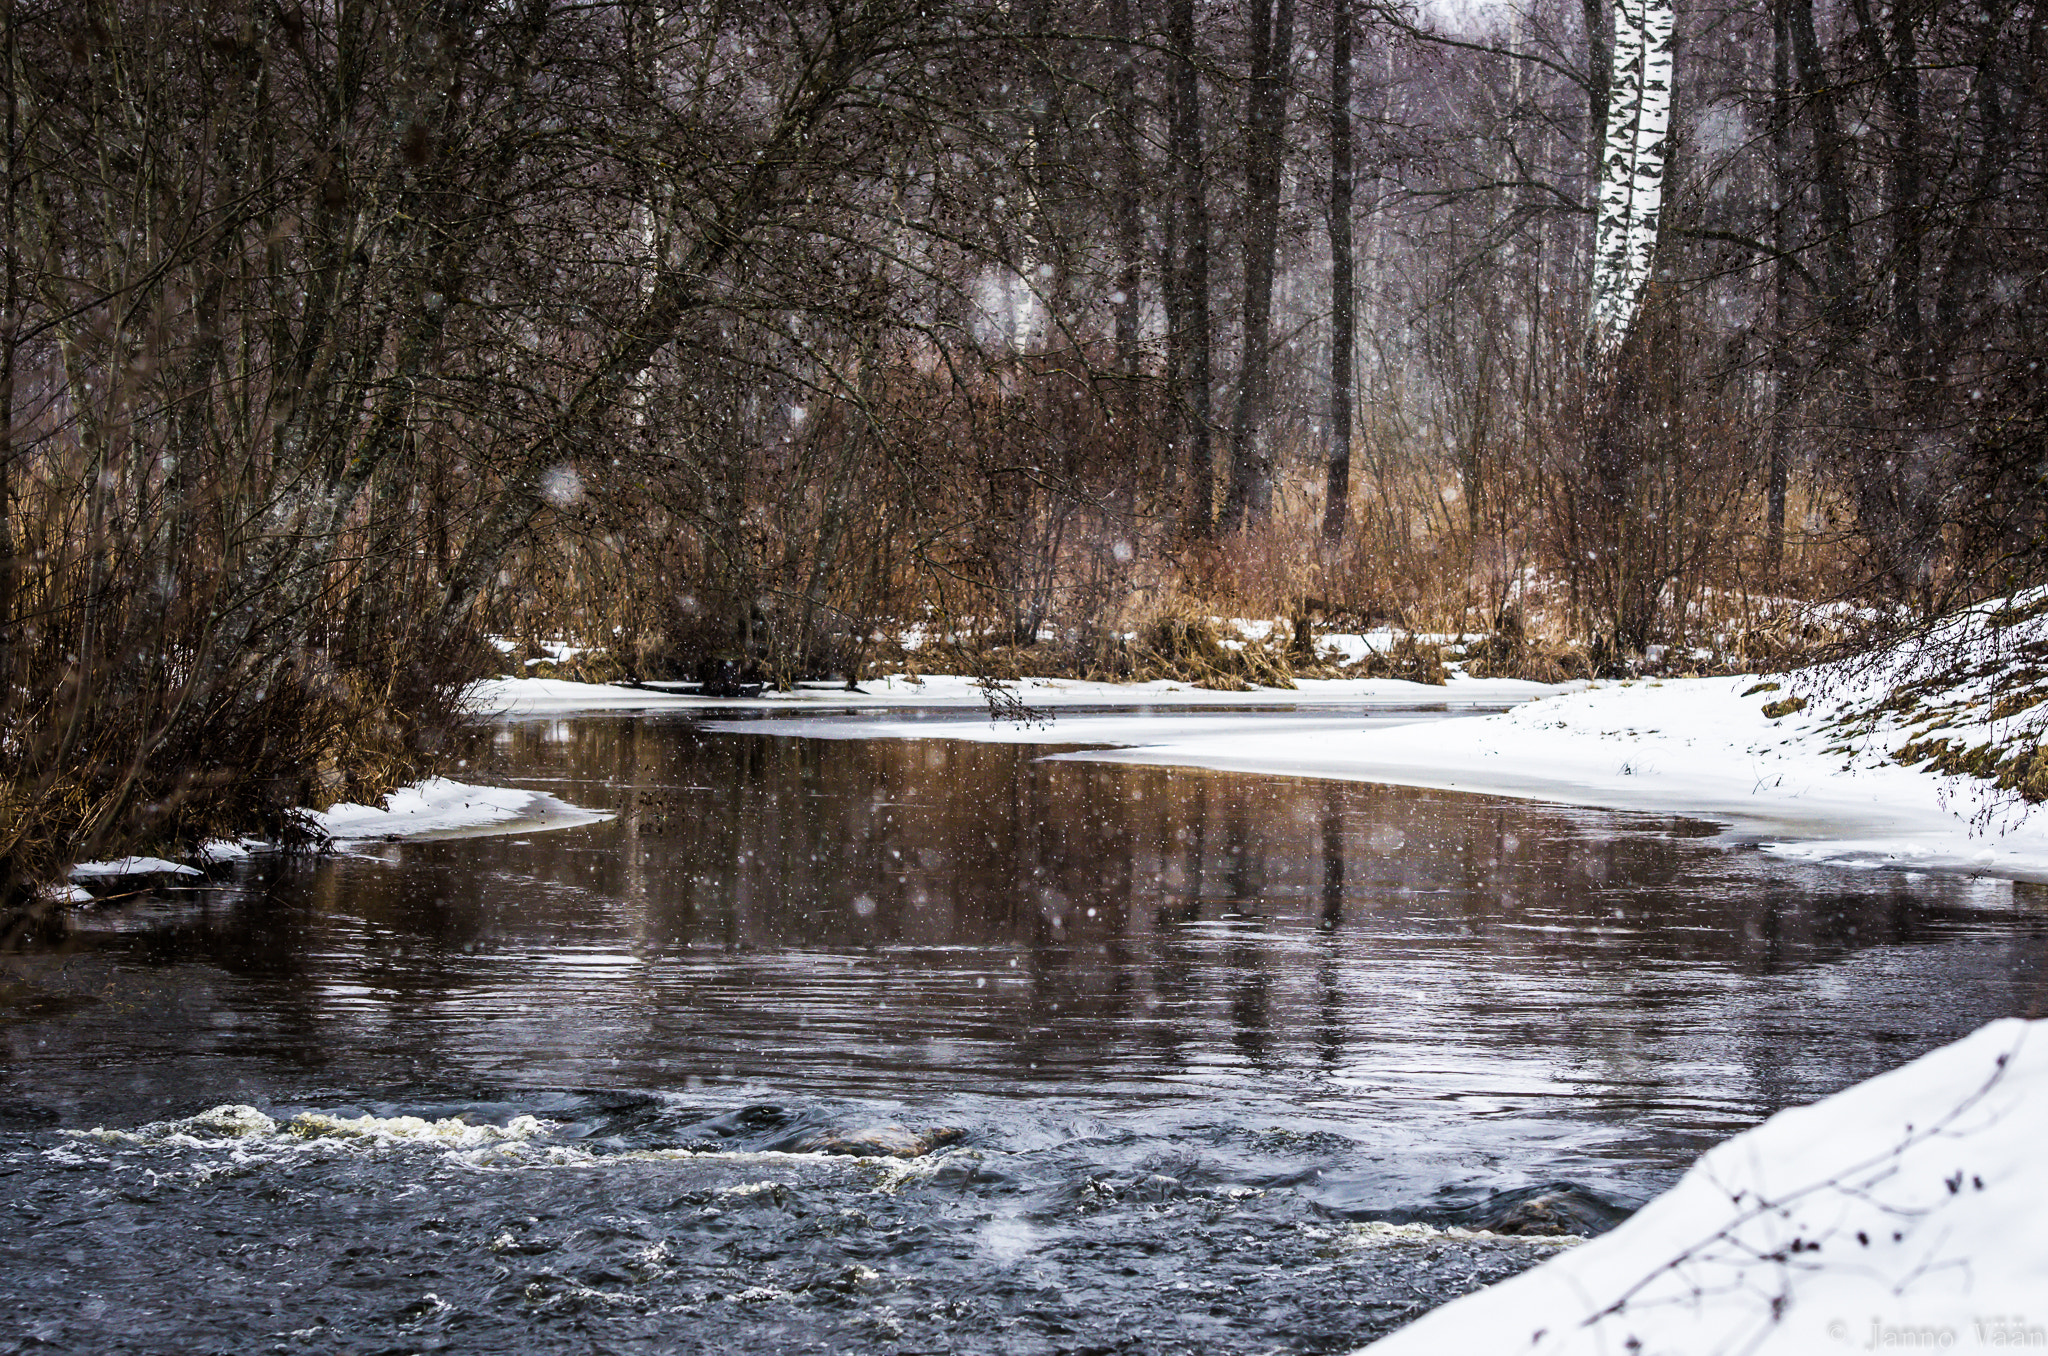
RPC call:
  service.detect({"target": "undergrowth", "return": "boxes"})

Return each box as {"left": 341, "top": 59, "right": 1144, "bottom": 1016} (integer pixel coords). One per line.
{"left": 2, "top": 629, "right": 496, "bottom": 913}
{"left": 1811, "top": 589, "right": 2048, "bottom": 810}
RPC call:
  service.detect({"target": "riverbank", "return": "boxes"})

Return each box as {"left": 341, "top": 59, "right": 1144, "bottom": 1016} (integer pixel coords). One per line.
{"left": 672, "top": 593, "right": 2048, "bottom": 883}
{"left": 56, "top": 779, "right": 610, "bottom": 892}
{"left": 62, "top": 593, "right": 2048, "bottom": 886}
{"left": 1356, "top": 1017, "right": 2048, "bottom": 1355}
{"left": 1092, "top": 595, "right": 2048, "bottom": 881}
{"left": 1042, "top": 670, "right": 2048, "bottom": 883}
{"left": 467, "top": 669, "right": 1567, "bottom": 714}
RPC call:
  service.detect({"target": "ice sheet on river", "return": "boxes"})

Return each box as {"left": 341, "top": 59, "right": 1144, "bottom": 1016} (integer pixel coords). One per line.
{"left": 1055, "top": 675, "right": 2048, "bottom": 882}
{"left": 1357, "top": 1017, "right": 2048, "bottom": 1355}
{"left": 471, "top": 670, "right": 1561, "bottom": 715}
{"left": 310, "top": 776, "right": 609, "bottom": 843}
{"left": 714, "top": 673, "right": 2048, "bottom": 882}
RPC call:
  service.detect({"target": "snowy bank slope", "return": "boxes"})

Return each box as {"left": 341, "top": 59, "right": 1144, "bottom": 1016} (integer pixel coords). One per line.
{"left": 1820, "top": 590, "right": 2048, "bottom": 809}
{"left": 1356, "top": 1019, "right": 2048, "bottom": 1356}
{"left": 1059, "top": 670, "right": 2048, "bottom": 880}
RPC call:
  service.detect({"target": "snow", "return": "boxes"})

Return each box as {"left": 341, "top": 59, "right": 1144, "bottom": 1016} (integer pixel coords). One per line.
{"left": 1318, "top": 629, "right": 1468, "bottom": 665}
{"left": 308, "top": 777, "right": 609, "bottom": 843}
{"left": 1354, "top": 1018, "right": 2048, "bottom": 1355}
{"left": 50, "top": 782, "right": 607, "bottom": 890}
{"left": 67, "top": 857, "right": 202, "bottom": 880}
{"left": 192, "top": 838, "right": 262, "bottom": 864}
{"left": 48, "top": 785, "right": 601, "bottom": 891}
{"left": 1832, "top": 590, "right": 2048, "bottom": 782}
{"left": 470, "top": 670, "right": 1562, "bottom": 716}
{"left": 702, "top": 709, "right": 1459, "bottom": 748}
{"left": 691, "top": 665, "right": 2048, "bottom": 880}
{"left": 474, "top": 597, "right": 2048, "bottom": 880}
{"left": 1048, "top": 670, "right": 2048, "bottom": 881}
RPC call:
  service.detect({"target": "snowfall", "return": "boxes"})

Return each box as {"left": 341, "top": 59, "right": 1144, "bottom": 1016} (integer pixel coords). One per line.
{"left": 62, "top": 596, "right": 2048, "bottom": 1351}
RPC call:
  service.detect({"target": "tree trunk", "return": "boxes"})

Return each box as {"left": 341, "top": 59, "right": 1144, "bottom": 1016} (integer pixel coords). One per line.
{"left": 0, "top": 0, "right": 15, "bottom": 705}
{"left": 1881, "top": 0, "right": 1924, "bottom": 379}
{"left": 1322, "top": 0, "right": 1354, "bottom": 545}
{"left": 1790, "top": 0, "right": 1938, "bottom": 598}
{"left": 1223, "top": 0, "right": 1296, "bottom": 533}
{"left": 1583, "top": 0, "right": 1675, "bottom": 656}
{"left": 1787, "top": 0, "right": 1857, "bottom": 335}
{"left": 1166, "top": 0, "right": 1214, "bottom": 539}
{"left": 1588, "top": 0, "right": 1674, "bottom": 357}
{"left": 1766, "top": 0, "right": 1793, "bottom": 574}
{"left": 1581, "top": 0, "right": 1611, "bottom": 195}
{"left": 1106, "top": 0, "right": 1143, "bottom": 382}
{"left": 1933, "top": 17, "right": 2009, "bottom": 358}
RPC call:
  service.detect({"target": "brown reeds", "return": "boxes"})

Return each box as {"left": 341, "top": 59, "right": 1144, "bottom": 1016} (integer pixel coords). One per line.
{"left": 0, "top": 454, "right": 493, "bottom": 905}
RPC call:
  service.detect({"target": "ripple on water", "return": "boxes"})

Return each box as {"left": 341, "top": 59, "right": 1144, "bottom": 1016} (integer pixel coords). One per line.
{"left": 3, "top": 714, "right": 2044, "bottom": 1353}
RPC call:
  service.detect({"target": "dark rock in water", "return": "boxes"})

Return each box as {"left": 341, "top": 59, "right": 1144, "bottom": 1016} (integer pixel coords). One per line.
{"left": 1447, "top": 1182, "right": 1638, "bottom": 1237}
{"left": 927, "top": 1157, "right": 1018, "bottom": 1190}
{"left": 797, "top": 1125, "right": 966, "bottom": 1158}
{"left": 1315, "top": 1179, "right": 1637, "bottom": 1238}
{"left": 712, "top": 1103, "right": 795, "bottom": 1133}
{"left": 679, "top": 1102, "right": 967, "bottom": 1158}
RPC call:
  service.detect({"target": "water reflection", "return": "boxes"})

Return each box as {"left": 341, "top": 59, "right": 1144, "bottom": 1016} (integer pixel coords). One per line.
{"left": 5, "top": 713, "right": 2045, "bottom": 1199}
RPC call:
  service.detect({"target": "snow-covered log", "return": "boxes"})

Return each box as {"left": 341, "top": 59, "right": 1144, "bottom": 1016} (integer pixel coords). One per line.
{"left": 1588, "top": 0, "right": 1675, "bottom": 356}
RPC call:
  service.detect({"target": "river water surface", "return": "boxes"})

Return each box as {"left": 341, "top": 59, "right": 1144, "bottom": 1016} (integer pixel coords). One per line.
{"left": 4, "top": 708, "right": 2044, "bottom": 1355}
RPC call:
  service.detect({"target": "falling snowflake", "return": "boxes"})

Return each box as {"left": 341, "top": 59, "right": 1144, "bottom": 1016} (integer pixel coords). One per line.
{"left": 540, "top": 465, "right": 585, "bottom": 508}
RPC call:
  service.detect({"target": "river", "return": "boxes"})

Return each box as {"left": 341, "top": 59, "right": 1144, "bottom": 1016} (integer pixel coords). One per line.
{"left": 3, "top": 707, "right": 2043, "bottom": 1354}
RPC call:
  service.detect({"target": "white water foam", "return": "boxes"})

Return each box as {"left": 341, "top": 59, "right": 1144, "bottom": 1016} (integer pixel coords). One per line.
{"left": 64, "top": 1104, "right": 557, "bottom": 1155}
{"left": 1343, "top": 1220, "right": 1584, "bottom": 1249}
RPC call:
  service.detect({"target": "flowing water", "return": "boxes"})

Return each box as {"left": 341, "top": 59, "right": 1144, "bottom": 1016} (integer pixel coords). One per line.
{"left": 4, "top": 708, "right": 2045, "bottom": 1355}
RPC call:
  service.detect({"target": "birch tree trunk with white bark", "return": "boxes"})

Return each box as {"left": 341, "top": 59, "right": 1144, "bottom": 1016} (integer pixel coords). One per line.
{"left": 1588, "top": 0, "right": 1674, "bottom": 357}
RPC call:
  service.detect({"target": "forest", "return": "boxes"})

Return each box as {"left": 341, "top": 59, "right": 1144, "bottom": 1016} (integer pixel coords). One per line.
{"left": 2, "top": 0, "right": 2045, "bottom": 895}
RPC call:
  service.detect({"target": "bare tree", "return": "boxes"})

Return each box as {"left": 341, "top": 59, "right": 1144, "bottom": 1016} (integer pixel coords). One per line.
{"left": 1222, "top": 0, "right": 1297, "bottom": 533}
{"left": 1165, "top": 0, "right": 1216, "bottom": 539}
{"left": 1323, "top": 0, "right": 1356, "bottom": 545}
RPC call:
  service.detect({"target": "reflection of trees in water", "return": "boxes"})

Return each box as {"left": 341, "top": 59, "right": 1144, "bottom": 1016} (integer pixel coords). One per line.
{"left": 16, "top": 718, "right": 2044, "bottom": 1115}
{"left": 1316, "top": 783, "right": 1349, "bottom": 1073}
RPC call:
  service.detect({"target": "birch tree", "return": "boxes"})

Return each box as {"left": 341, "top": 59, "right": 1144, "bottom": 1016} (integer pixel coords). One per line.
{"left": 1587, "top": 0, "right": 1674, "bottom": 356}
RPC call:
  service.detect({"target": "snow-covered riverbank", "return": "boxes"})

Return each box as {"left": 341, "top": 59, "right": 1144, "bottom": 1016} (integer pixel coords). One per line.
{"left": 1050, "top": 598, "right": 2048, "bottom": 880}
{"left": 467, "top": 670, "right": 1563, "bottom": 714}
{"left": 465, "top": 595, "right": 2048, "bottom": 882}
{"left": 1045, "top": 672, "right": 2048, "bottom": 882}
{"left": 87, "top": 595, "right": 2048, "bottom": 884}
{"left": 690, "top": 670, "right": 2048, "bottom": 883}
{"left": 1356, "top": 1017, "right": 2048, "bottom": 1355}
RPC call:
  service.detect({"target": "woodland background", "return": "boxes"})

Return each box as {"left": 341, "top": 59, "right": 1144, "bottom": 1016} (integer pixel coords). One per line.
{"left": 2, "top": 0, "right": 2045, "bottom": 892}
